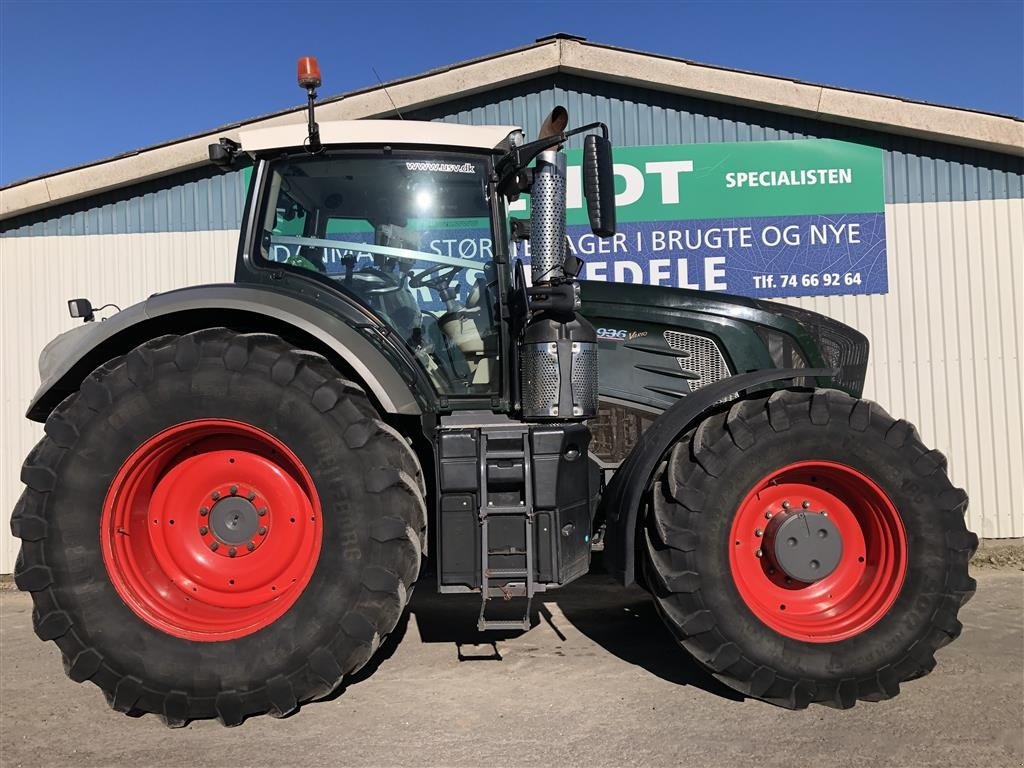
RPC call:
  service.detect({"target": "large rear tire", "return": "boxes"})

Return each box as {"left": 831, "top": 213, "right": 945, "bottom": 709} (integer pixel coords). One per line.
{"left": 642, "top": 389, "right": 977, "bottom": 708}
{"left": 11, "top": 329, "right": 427, "bottom": 726}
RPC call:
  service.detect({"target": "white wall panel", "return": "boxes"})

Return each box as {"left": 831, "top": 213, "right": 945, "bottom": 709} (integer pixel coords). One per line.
{"left": 785, "top": 198, "right": 1023, "bottom": 539}
{"left": 0, "top": 230, "right": 236, "bottom": 573}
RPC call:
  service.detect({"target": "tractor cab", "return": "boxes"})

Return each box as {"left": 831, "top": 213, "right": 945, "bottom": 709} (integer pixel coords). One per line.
{"left": 240, "top": 132, "right": 512, "bottom": 395}
{"left": 222, "top": 83, "right": 617, "bottom": 417}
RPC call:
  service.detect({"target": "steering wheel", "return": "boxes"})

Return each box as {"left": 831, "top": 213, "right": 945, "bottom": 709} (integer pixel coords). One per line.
{"left": 348, "top": 268, "right": 403, "bottom": 294}
{"left": 409, "top": 264, "right": 464, "bottom": 292}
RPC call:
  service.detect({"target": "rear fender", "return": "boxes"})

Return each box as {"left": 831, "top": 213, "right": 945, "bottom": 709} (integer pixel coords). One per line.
{"left": 600, "top": 367, "right": 837, "bottom": 586}
{"left": 27, "top": 284, "right": 422, "bottom": 421}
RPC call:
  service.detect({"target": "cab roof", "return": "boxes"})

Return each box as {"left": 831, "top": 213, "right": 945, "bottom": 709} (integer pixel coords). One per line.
{"left": 239, "top": 120, "right": 522, "bottom": 154}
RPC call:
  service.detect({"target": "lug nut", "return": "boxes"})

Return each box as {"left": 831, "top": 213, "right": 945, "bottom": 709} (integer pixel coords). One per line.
{"left": 210, "top": 542, "right": 219, "bottom": 551}
{"left": 199, "top": 506, "right": 209, "bottom": 517}
{"left": 755, "top": 548, "right": 763, "bottom": 558}
{"left": 230, "top": 485, "right": 238, "bottom": 495}
{"left": 258, "top": 507, "right": 267, "bottom": 517}
{"left": 211, "top": 491, "right": 221, "bottom": 501}
{"left": 782, "top": 500, "right": 791, "bottom": 510}
{"left": 821, "top": 510, "right": 829, "bottom": 517}
{"left": 802, "top": 500, "right": 811, "bottom": 509}
{"left": 228, "top": 547, "right": 237, "bottom": 557}
{"left": 247, "top": 491, "right": 256, "bottom": 502}
{"left": 247, "top": 541, "right": 255, "bottom": 552}
{"left": 258, "top": 526, "right": 268, "bottom": 536}
{"left": 199, "top": 526, "right": 209, "bottom": 535}
{"left": 755, "top": 528, "right": 763, "bottom": 537}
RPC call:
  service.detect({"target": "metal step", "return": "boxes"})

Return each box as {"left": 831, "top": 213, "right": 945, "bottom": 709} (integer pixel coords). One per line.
{"left": 477, "top": 617, "right": 530, "bottom": 632}
{"left": 481, "top": 504, "right": 527, "bottom": 516}
{"left": 486, "top": 568, "right": 529, "bottom": 578}
{"left": 485, "top": 450, "right": 526, "bottom": 459}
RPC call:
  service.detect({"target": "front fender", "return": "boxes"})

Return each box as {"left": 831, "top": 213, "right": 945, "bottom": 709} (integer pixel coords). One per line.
{"left": 27, "top": 284, "right": 422, "bottom": 420}
{"left": 600, "top": 367, "right": 837, "bottom": 586}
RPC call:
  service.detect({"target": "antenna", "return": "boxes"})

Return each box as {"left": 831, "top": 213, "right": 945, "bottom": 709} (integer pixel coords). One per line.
{"left": 371, "top": 66, "right": 404, "bottom": 120}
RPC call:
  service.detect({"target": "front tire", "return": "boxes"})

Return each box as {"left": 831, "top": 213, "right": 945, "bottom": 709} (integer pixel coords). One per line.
{"left": 642, "top": 389, "right": 977, "bottom": 708}
{"left": 11, "top": 329, "right": 427, "bottom": 725}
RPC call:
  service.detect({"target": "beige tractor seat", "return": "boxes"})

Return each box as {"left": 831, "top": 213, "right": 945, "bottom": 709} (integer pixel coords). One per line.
{"left": 439, "top": 280, "right": 489, "bottom": 354}
{"left": 439, "top": 279, "right": 496, "bottom": 384}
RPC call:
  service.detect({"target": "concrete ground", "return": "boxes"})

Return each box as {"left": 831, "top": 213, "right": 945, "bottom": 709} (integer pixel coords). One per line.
{"left": 1, "top": 567, "right": 1021, "bottom": 768}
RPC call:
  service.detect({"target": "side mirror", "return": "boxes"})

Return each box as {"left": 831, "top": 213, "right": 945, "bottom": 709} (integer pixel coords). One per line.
{"left": 583, "top": 134, "right": 616, "bottom": 237}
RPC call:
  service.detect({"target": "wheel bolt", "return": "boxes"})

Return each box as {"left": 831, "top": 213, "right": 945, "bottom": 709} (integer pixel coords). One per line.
{"left": 211, "top": 491, "right": 221, "bottom": 501}
{"left": 247, "top": 491, "right": 256, "bottom": 502}
{"left": 765, "top": 511, "right": 773, "bottom": 519}
{"left": 755, "top": 548, "right": 763, "bottom": 558}
{"left": 228, "top": 547, "right": 237, "bottom": 557}
{"left": 247, "top": 541, "right": 255, "bottom": 552}
{"left": 802, "top": 500, "right": 811, "bottom": 509}
{"left": 258, "top": 507, "right": 267, "bottom": 517}
{"left": 821, "top": 510, "right": 829, "bottom": 517}
{"left": 782, "top": 500, "right": 791, "bottom": 510}
{"left": 199, "top": 526, "right": 209, "bottom": 535}
{"left": 768, "top": 567, "right": 776, "bottom": 575}
{"left": 230, "top": 485, "right": 238, "bottom": 495}
{"left": 210, "top": 542, "right": 219, "bottom": 551}
{"left": 755, "top": 528, "right": 763, "bottom": 537}
{"left": 199, "top": 506, "right": 209, "bottom": 517}
{"left": 258, "top": 526, "right": 268, "bottom": 536}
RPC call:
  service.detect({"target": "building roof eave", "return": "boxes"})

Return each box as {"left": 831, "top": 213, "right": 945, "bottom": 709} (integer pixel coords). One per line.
{"left": 2, "top": 36, "right": 1021, "bottom": 222}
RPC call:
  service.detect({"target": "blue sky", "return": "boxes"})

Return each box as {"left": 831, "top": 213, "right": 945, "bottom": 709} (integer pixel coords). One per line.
{"left": 1, "top": 0, "right": 1021, "bottom": 185}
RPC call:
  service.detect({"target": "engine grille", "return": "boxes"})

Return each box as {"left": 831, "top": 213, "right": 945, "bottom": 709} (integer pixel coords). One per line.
{"left": 663, "top": 331, "right": 730, "bottom": 391}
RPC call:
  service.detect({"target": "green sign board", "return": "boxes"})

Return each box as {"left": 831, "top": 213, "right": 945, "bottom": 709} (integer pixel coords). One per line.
{"left": 511, "top": 138, "right": 887, "bottom": 297}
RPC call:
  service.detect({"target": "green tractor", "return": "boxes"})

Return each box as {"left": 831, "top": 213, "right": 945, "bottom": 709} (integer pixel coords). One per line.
{"left": 11, "top": 58, "right": 976, "bottom": 726}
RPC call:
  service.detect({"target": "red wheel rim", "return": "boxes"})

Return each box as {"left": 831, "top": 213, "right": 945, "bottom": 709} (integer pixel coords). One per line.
{"left": 101, "top": 419, "right": 322, "bottom": 642}
{"left": 728, "top": 461, "right": 907, "bottom": 643}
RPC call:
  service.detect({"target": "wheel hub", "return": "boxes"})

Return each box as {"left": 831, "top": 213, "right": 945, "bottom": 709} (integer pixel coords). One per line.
{"left": 209, "top": 495, "right": 260, "bottom": 545}
{"left": 765, "top": 511, "right": 843, "bottom": 583}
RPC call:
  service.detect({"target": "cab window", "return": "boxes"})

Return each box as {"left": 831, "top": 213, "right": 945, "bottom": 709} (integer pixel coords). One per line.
{"left": 260, "top": 153, "right": 500, "bottom": 396}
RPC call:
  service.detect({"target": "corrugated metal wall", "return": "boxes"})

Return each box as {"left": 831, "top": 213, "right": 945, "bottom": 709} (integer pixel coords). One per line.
{"left": 785, "top": 199, "right": 1023, "bottom": 538}
{"left": 408, "top": 73, "right": 1024, "bottom": 205}
{"left": 1, "top": 73, "right": 1021, "bottom": 574}
{"left": 0, "top": 231, "right": 237, "bottom": 572}
{"left": 2, "top": 166, "right": 247, "bottom": 237}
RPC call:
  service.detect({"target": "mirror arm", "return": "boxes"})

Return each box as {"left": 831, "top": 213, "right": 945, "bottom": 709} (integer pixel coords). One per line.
{"left": 495, "top": 122, "right": 609, "bottom": 196}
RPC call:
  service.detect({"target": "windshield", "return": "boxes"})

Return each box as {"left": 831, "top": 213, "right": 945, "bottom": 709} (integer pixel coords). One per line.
{"left": 259, "top": 152, "right": 501, "bottom": 396}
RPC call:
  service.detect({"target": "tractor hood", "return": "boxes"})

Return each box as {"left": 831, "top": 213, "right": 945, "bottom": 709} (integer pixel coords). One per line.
{"left": 576, "top": 279, "right": 869, "bottom": 413}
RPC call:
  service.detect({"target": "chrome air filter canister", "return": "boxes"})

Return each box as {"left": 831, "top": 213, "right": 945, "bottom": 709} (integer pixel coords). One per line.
{"left": 521, "top": 317, "right": 599, "bottom": 421}
{"left": 529, "top": 149, "right": 567, "bottom": 286}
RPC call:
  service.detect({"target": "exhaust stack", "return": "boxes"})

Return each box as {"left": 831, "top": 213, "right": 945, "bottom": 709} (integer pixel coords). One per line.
{"left": 520, "top": 107, "right": 599, "bottom": 421}
{"left": 530, "top": 106, "right": 569, "bottom": 286}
